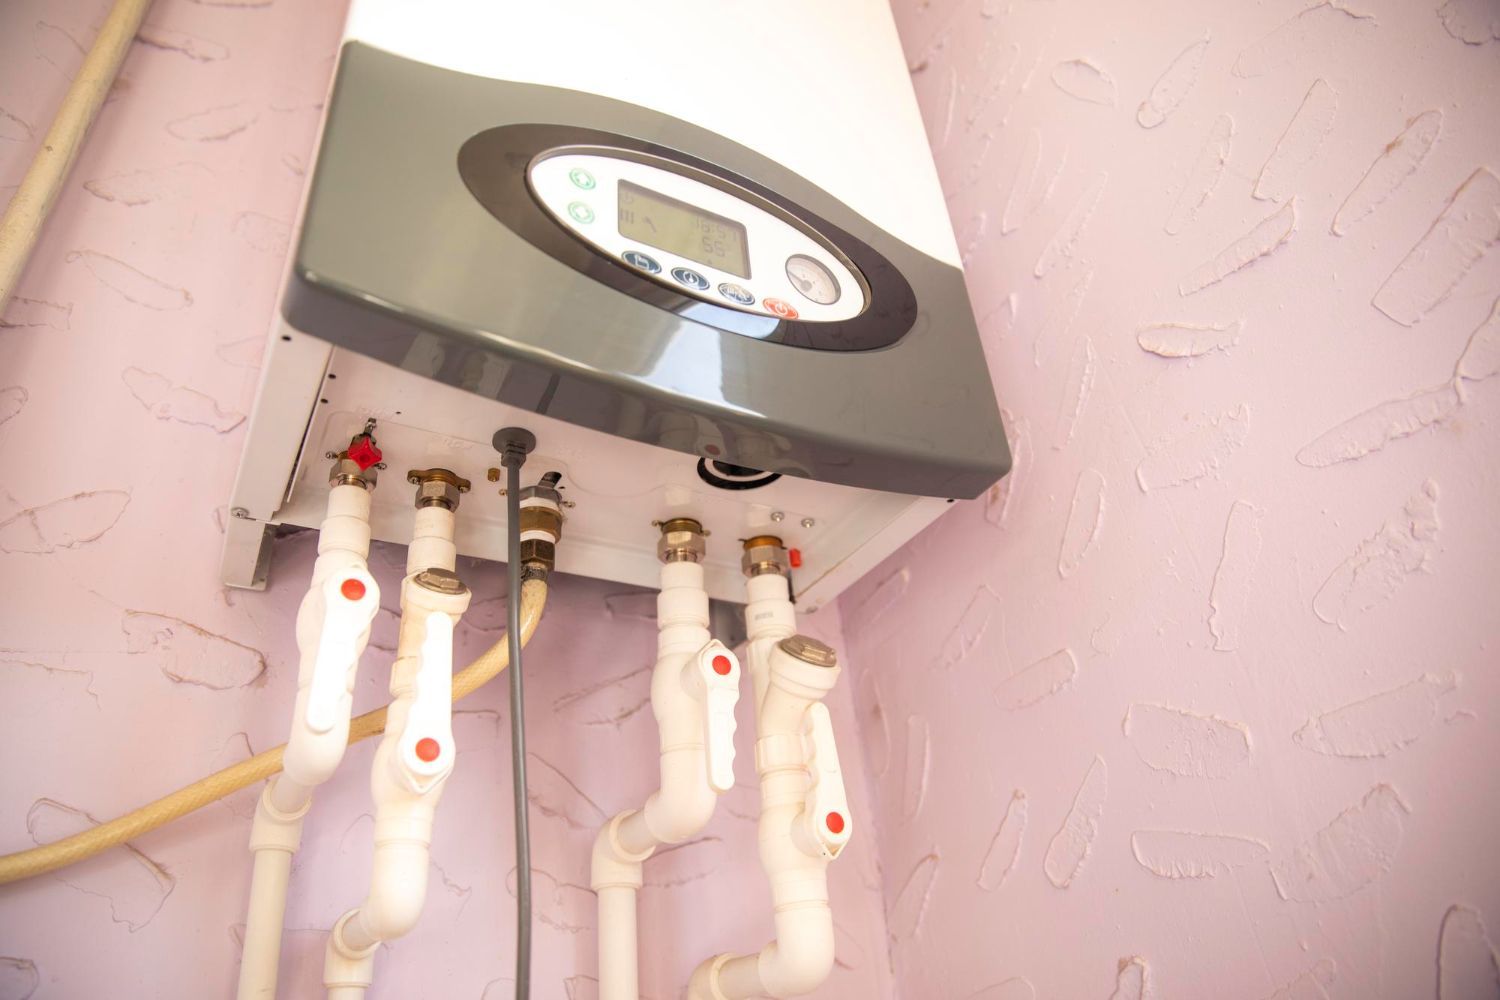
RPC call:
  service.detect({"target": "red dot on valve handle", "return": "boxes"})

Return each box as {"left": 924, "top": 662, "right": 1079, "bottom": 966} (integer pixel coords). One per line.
{"left": 341, "top": 578, "right": 366, "bottom": 601}
{"left": 826, "top": 812, "right": 845, "bottom": 834}
{"left": 712, "top": 655, "right": 732, "bottom": 676}
{"left": 415, "top": 738, "right": 441, "bottom": 762}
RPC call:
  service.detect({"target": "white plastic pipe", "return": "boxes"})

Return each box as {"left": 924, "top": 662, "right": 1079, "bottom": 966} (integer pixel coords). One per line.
{"left": 592, "top": 557, "right": 741, "bottom": 1000}
{"left": 407, "top": 506, "right": 457, "bottom": 577}
{"left": 238, "top": 483, "right": 378, "bottom": 1000}
{"left": 323, "top": 504, "right": 470, "bottom": 999}
{"left": 597, "top": 884, "right": 639, "bottom": 996}
{"left": 686, "top": 574, "right": 845, "bottom": 1000}
{"left": 236, "top": 836, "right": 294, "bottom": 999}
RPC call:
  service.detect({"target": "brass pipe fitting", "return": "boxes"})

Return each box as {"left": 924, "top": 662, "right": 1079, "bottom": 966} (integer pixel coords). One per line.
{"left": 656, "top": 517, "right": 707, "bottom": 564}
{"left": 779, "top": 634, "right": 837, "bottom": 668}
{"left": 741, "top": 534, "right": 789, "bottom": 578}
{"left": 327, "top": 420, "right": 383, "bottom": 490}
{"left": 519, "top": 472, "right": 565, "bottom": 572}
{"left": 328, "top": 454, "right": 376, "bottom": 491}
{"left": 413, "top": 567, "right": 468, "bottom": 597}
{"left": 406, "top": 468, "right": 471, "bottom": 510}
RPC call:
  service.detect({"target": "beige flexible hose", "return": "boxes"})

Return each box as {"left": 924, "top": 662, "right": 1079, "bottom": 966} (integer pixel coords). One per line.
{"left": 0, "top": 577, "right": 549, "bottom": 885}
{"left": 0, "top": 0, "right": 155, "bottom": 312}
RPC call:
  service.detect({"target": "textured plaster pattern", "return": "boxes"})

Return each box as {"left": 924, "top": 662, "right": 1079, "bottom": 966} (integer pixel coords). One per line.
{"left": 849, "top": 0, "right": 1500, "bottom": 995}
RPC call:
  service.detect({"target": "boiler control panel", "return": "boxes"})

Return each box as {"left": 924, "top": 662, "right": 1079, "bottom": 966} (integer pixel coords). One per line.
{"left": 528, "top": 149, "right": 868, "bottom": 323}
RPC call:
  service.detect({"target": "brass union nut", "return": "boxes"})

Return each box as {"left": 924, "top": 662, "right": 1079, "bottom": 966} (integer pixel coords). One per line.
{"left": 741, "top": 534, "right": 788, "bottom": 578}
{"left": 519, "top": 538, "right": 556, "bottom": 567}
{"left": 657, "top": 517, "right": 707, "bottom": 564}
{"left": 328, "top": 454, "right": 376, "bottom": 490}
{"left": 407, "top": 469, "right": 471, "bottom": 510}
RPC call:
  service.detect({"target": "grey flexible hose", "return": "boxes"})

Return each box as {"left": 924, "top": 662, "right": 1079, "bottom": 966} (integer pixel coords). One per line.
{"left": 503, "top": 454, "right": 532, "bottom": 999}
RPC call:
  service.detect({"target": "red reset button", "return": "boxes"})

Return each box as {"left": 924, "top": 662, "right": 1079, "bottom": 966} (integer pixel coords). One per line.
{"left": 763, "top": 298, "right": 799, "bottom": 320}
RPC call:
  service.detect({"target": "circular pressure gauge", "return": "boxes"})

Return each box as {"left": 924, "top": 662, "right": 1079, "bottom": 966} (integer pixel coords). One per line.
{"left": 785, "top": 254, "right": 841, "bottom": 305}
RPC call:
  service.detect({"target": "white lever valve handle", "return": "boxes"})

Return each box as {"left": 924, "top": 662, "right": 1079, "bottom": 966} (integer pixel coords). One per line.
{"left": 695, "top": 642, "right": 741, "bottom": 793}
{"left": 305, "top": 569, "right": 379, "bottom": 734}
{"left": 397, "top": 611, "right": 456, "bottom": 791}
{"left": 802, "top": 702, "right": 851, "bottom": 858}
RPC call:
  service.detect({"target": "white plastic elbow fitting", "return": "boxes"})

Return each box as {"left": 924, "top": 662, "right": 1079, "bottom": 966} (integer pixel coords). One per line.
{"left": 333, "top": 835, "right": 432, "bottom": 951}
{"left": 248, "top": 787, "right": 310, "bottom": 854}
{"left": 591, "top": 812, "right": 654, "bottom": 890}
{"left": 688, "top": 905, "right": 837, "bottom": 1000}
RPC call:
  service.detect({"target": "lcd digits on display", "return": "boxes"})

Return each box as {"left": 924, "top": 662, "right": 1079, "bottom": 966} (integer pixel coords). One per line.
{"left": 617, "top": 180, "right": 750, "bottom": 278}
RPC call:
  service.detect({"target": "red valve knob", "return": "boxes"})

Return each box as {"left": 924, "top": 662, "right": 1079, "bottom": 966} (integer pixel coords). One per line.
{"left": 347, "top": 436, "right": 382, "bottom": 470}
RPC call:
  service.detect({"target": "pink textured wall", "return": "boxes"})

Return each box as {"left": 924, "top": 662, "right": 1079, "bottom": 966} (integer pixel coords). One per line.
{"left": 841, "top": 0, "right": 1500, "bottom": 997}
{"left": 0, "top": 3, "right": 892, "bottom": 998}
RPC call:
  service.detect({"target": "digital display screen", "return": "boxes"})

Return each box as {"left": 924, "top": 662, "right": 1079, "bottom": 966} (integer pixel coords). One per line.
{"left": 617, "top": 180, "right": 751, "bottom": 278}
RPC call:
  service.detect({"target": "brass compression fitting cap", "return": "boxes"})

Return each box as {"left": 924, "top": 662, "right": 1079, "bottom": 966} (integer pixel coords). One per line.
{"left": 656, "top": 517, "right": 707, "bottom": 563}
{"left": 413, "top": 567, "right": 468, "bottom": 596}
{"left": 741, "top": 534, "right": 789, "bottom": 578}
{"left": 779, "top": 634, "right": 838, "bottom": 668}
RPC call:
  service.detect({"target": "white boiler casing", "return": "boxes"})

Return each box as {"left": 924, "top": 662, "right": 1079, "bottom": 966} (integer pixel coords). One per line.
{"left": 222, "top": 0, "right": 1009, "bottom": 608}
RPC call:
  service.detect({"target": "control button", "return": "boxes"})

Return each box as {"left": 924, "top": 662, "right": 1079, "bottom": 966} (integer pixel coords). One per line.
{"left": 567, "top": 201, "right": 595, "bottom": 224}
{"left": 671, "top": 267, "right": 709, "bottom": 291}
{"left": 621, "top": 250, "right": 661, "bottom": 274}
{"left": 568, "top": 167, "right": 596, "bottom": 190}
{"left": 718, "top": 282, "right": 755, "bottom": 306}
{"left": 763, "top": 297, "right": 799, "bottom": 320}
